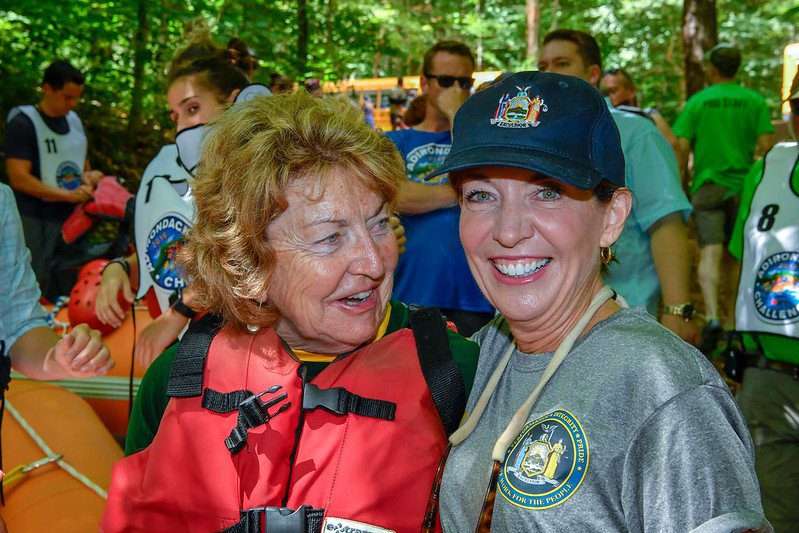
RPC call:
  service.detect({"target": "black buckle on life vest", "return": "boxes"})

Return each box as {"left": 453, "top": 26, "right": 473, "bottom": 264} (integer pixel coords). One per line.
{"left": 302, "top": 382, "right": 396, "bottom": 421}
{"left": 222, "top": 505, "right": 325, "bottom": 533}
{"left": 224, "top": 385, "right": 291, "bottom": 454}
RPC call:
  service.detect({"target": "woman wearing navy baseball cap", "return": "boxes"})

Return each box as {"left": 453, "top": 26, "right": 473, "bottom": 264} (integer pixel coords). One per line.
{"left": 436, "top": 71, "right": 769, "bottom": 532}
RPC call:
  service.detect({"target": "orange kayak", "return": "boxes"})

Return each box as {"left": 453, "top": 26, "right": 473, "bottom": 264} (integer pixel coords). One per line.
{"left": 0, "top": 380, "right": 123, "bottom": 532}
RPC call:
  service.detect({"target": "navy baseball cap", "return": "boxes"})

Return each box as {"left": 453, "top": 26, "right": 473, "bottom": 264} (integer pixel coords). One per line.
{"left": 427, "top": 71, "right": 625, "bottom": 189}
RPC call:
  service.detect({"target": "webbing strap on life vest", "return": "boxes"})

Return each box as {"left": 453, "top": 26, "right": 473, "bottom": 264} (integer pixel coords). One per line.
{"left": 218, "top": 385, "right": 291, "bottom": 454}
{"left": 167, "top": 314, "right": 222, "bottom": 398}
{"left": 0, "top": 340, "right": 9, "bottom": 505}
{"left": 222, "top": 505, "right": 325, "bottom": 533}
{"left": 408, "top": 307, "right": 465, "bottom": 436}
{"left": 202, "top": 389, "right": 254, "bottom": 413}
{"left": 302, "top": 382, "right": 395, "bottom": 420}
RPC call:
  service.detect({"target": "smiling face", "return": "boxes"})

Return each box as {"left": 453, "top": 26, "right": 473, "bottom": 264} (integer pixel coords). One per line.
{"left": 458, "top": 166, "right": 629, "bottom": 329}
{"left": 167, "top": 74, "right": 230, "bottom": 132}
{"left": 266, "top": 168, "right": 398, "bottom": 354}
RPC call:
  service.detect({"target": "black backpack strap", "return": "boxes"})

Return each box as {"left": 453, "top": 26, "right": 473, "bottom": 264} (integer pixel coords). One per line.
{"left": 0, "top": 341, "right": 9, "bottom": 504}
{"left": 167, "top": 314, "right": 223, "bottom": 398}
{"left": 409, "top": 307, "right": 466, "bottom": 436}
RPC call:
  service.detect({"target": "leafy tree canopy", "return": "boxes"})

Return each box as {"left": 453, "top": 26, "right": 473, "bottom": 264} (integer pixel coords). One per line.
{"left": 1, "top": 0, "right": 795, "bottom": 184}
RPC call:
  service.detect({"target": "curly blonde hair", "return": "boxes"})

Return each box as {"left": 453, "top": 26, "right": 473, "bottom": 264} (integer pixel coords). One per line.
{"left": 180, "top": 91, "right": 404, "bottom": 329}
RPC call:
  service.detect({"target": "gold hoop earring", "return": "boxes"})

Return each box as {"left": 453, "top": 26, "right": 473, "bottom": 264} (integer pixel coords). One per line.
{"left": 600, "top": 246, "right": 614, "bottom": 265}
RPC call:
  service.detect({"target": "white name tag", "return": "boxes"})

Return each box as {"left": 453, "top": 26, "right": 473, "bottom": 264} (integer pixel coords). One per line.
{"left": 322, "top": 517, "right": 396, "bottom": 533}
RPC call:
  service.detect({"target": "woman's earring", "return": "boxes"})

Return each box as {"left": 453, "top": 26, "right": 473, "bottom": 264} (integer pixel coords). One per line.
{"left": 600, "top": 246, "right": 614, "bottom": 265}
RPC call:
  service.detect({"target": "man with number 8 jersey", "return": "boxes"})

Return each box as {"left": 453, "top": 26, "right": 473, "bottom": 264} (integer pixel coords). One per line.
{"left": 728, "top": 68, "right": 799, "bottom": 532}
{"left": 4, "top": 60, "right": 104, "bottom": 299}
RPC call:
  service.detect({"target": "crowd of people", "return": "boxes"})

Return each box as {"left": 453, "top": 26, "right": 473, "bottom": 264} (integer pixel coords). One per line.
{"left": 1, "top": 22, "right": 797, "bottom": 533}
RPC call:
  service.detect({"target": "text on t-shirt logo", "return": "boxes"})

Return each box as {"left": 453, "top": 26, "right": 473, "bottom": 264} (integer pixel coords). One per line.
{"left": 498, "top": 409, "right": 589, "bottom": 510}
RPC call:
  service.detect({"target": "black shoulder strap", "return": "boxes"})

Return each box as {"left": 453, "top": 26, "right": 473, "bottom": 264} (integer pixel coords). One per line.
{"left": 167, "top": 314, "right": 223, "bottom": 398}
{"left": 409, "top": 307, "right": 465, "bottom": 436}
{"left": 616, "top": 104, "right": 655, "bottom": 123}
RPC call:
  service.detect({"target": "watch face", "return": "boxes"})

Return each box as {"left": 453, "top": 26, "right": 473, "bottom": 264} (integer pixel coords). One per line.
{"left": 682, "top": 304, "right": 695, "bottom": 320}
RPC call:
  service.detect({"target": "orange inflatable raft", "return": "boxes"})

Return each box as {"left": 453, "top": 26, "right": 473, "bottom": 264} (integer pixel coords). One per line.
{"left": 10, "top": 304, "right": 153, "bottom": 438}
{"left": 0, "top": 380, "right": 123, "bottom": 532}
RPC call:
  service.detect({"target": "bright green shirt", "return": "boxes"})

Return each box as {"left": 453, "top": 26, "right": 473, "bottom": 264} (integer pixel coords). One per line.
{"left": 124, "top": 301, "right": 480, "bottom": 455}
{"left": 673, "top": 82, "right": 774, "bottom": 194}
{"left": 729, "top": 156, "right": 799, "bottom": 364}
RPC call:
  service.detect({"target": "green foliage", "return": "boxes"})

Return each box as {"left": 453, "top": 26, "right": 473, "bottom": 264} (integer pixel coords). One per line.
{"left": 1, "top": 0, "right": 795, "bottom": 187}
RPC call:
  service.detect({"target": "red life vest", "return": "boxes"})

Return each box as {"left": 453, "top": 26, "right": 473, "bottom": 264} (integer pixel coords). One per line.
{"left": 102, "top": 310, "right": 463, "bottom": 533}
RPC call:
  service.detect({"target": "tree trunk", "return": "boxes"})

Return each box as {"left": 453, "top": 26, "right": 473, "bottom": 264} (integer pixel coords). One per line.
{"left": 526, "top": 0, "right": 540, "bottom": 64}
{"left": 297, "top": 0, "right": 309, "bottom": 77}
{"left": 548, "top": 0, "right": 560, "bottom": 33}
{"left": 127, "top": 0, "right": 149, "bottom": 135}
{"left": 476, "top": 0, "right": 484, "bottom": 70}
{"left": 682, "top": 0, "right": 717, "bottom": 97}
{"left": 326, "top": 0, "right": 336, "bottom": 63}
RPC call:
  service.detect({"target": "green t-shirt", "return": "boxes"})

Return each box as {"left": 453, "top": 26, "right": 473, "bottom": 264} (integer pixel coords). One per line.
{"left": 124, "top": 301, "right": 480, "bottom": 455}
{"left": 673, "top": 82, "right": 774, "bottom": 194}
{"left": 729, "top": 156, "right": 799, "bottom": 365}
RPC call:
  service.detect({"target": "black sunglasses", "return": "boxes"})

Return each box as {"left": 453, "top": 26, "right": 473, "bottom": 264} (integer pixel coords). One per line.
{"left": 424, "top": 72, "right": 474, "bottom": 90}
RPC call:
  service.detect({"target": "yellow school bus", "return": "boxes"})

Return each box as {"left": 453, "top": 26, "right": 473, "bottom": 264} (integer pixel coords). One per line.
{"left": 324, "top": 71, "right": 503, "bottom": 130}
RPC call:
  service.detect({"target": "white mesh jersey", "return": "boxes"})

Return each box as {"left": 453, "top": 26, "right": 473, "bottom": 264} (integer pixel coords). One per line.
{"left": 7, "top": 105, "right": 87, "bottom": 190}
{"left": 735, "top": 142, "right": 799, "bottom": 337}
{"left": 133, "top": 144, "right": 195, "bottom": 314}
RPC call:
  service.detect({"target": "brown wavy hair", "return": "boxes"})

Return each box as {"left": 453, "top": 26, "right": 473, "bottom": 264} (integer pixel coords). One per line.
{"left": 180, "top": 91, "right": 404, "bottom": 330}
{"left": 167, "top": 28, "right": 249, "bottom": 100}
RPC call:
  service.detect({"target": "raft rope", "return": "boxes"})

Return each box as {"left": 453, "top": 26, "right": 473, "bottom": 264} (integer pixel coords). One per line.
{"left": 3, "top": 400, "right": 107, "bottom": 499}
{"left": 9, "top": 372, "right": 141, "bottom": 400}
{"left": 45, "top": 296, "right": 70, "bottom": 334}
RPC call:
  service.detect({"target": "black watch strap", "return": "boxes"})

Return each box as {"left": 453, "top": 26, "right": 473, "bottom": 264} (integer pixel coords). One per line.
{"left": 103, "top": 257, "right": 130, "bottom": 276}
{"left": 169, "top": 291, "right": 196, "bottom": 319}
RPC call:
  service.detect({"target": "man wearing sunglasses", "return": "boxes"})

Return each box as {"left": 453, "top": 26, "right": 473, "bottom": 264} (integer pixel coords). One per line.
{"left": 727, "top": 67, "right": 799, "bottom": 532}
{"left": 386, "top": 41, "right": 494, "bottom": 337}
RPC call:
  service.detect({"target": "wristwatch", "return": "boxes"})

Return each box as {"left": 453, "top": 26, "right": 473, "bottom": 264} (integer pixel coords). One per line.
{"left": 662, "top": 302, "right": 697, "bottom": 321}
{"left": 169, "top": 290, "right": 196, "bottom": 319}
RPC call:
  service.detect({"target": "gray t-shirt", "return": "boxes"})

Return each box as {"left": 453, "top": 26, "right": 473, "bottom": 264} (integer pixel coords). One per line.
{"left": 441, "top": 308, "right": 768, "bottom": 532}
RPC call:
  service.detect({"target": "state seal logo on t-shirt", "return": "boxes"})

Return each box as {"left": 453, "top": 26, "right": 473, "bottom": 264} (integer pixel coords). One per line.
{"left": 498, "top": 409, "right": 589, "bottom": 510}
{"left": 144, "top": 213, "right": 190, "bottom": 291}
{"left": 753, "top": 251, "right": 799, "bottom": 323}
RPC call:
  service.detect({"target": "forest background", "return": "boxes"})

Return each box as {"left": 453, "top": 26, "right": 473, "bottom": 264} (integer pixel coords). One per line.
{"left": 1, "top": 0, "right": 797, "bottom": 185}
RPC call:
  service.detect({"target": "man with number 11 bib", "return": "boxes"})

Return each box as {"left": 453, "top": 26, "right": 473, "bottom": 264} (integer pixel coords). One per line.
{"left": 5, "top": 60, "right": 105, "bottom": 299}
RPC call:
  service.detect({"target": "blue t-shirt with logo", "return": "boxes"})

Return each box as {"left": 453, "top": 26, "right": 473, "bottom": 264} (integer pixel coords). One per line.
{"left": 385, "top": 128, "right": 492, "bottom": 313}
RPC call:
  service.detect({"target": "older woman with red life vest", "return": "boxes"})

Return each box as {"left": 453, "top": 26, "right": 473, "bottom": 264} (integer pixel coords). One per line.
{"left": 102, "top": 90, "right": 478, "bottom": 532}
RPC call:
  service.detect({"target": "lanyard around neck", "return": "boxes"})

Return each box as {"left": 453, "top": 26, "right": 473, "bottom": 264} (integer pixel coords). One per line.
{"left": 449, "top": 285, "right": 614, "bottom": 462}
